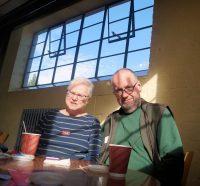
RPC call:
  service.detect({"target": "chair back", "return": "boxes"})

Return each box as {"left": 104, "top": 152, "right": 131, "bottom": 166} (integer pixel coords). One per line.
{"left": 181, "top": 151, "right": 194, "bottom": 186}
{"left": 0, "top": 131, "right": 9, "bottom": 144}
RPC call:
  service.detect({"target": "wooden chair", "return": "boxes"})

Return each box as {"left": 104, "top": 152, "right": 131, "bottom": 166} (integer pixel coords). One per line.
{"left": 181, "top": 151, "right": 194, "bottom": 186}
{"left": 0, "top": 131, "right": 9, "bottom": 144}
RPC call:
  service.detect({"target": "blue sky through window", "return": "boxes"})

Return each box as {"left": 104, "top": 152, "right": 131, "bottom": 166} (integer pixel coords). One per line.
{"left": 23, "top": 0, "right": 154, "bottom": 88}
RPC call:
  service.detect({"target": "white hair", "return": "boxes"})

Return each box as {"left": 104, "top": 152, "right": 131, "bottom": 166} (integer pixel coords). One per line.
{"left": 67, "top": 77, "right": 94, "bottom": 97}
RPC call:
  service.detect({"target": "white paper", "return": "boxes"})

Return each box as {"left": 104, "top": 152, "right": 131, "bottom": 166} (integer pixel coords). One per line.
{"left": 104, "top": 136, "right": 109, "bottom": 143}
{"left": 43, "top": 158, "right": 70, "bottom": 167}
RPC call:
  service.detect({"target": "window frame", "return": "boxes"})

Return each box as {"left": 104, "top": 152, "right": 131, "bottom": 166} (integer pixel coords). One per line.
{"left": 22, "top": 0, "right": 154, "bottom": 89}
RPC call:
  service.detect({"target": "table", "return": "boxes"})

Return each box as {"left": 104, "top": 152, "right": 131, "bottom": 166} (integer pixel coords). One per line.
{"left": 0, "top": 156, "right": 160, "bottom": 186}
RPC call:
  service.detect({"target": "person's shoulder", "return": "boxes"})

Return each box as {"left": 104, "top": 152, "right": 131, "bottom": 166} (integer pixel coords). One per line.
{"left": 108, "top": 107, "right": 121, "bottom": 116}
{"left": 43, "top": 109, "right": 60, "bottom": 118}
{"left": 141, "top": 99, "right": 170, "bottom": 113}
{"left": 84, "top": 115, "right": 101, "bottom": 129}
{"left": 46, "top": 109, "right": 59, "bottom": 114}
{"left": 84, "top": 114, "right": 100, "bottom": 123}
{"left": 85, "top": 114, "right": 97, "bottom": 119}
{"left": 147, "top": 101, "right": 173, "bottom": 117}
{"left": 145, "top": 100, "right": 174, "bottom": 119}
{"left": 100, "top": 108, "right": 121, "bottom": 125}
{"left": 142, "top": 99, "right": 167, "bottom": 107}
{"left": 163, "top": 106, "right": 174, "bottom": 118}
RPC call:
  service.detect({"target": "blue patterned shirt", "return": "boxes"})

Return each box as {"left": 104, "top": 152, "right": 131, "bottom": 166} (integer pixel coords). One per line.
{"left": 35, "top": 110, "right": 102, "bottom": 161}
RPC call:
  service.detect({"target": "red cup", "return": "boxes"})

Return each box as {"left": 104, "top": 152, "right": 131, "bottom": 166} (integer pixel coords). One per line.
{"left": 20, "top": 133, "right": 41, "bottom": 155}
{"left": 109, "top": 144, "right": 132, "bottom": 178}
{"left": 8, "top": 169, "right": 31, "bottom": 186}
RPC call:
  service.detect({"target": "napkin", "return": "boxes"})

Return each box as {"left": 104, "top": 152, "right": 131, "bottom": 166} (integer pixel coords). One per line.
{"left": 43, "top": 158, "right": 70, "bottom": 167}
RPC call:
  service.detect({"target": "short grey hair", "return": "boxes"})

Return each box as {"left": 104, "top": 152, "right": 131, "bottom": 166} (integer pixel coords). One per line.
{"left": 67, "top": 77, "right": 94, "bottom": 97}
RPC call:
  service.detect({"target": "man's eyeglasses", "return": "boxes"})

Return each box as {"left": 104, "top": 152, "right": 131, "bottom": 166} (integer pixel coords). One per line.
{"left": 67, "top": 90, "right": 89, "bottom": 101}
{"left": 113, "top": 82, "right": 138, "bottom": 96}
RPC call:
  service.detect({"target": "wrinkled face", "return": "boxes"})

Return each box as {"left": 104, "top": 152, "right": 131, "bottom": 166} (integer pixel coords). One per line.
{"left": 112, "top": 70, "right": 142, "bottom": 113}
{"left": 65, "top": 84, "right": 90, "bottom": 113}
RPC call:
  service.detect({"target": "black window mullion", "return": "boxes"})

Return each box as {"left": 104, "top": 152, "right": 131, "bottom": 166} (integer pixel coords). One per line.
{"left": 124, "top": 0, "right": 134, "bottom": 68}
{"left": 51, "top": 24, "right": 65, "bottom": 84}
{"left": 131, "top": 0, "right": 135, "bottom": 38}
{"left": 35, "top": 29, "right": 50, "bottom": 85}
{"left": 95, "top": 8, "right": 107, "bottom": 78}
{"left": 71, "top": 15, "right": 85, "bottom": 80}
{"left": 108, "top": 0, "right": 135, "bottom": 43}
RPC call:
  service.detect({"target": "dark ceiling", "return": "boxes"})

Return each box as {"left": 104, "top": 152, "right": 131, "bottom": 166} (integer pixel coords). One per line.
{"left": 0, "top": 0, "right": 29, "bottom": 16}
{"left": 0, "top": 0, "right": 81, "bottom": 33}
{"left": 0, "top": 0, "right": 81, "bottom": 74}
{"left": 0, "top": 0, "right": 121, "bottom": 73}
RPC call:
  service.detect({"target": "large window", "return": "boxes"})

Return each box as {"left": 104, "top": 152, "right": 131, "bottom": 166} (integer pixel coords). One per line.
{"left": 23, "top": 0, "right": 154, "bottom": 88}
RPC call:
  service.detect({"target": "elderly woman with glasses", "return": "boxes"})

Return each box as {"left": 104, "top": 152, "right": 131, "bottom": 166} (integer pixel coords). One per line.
{"left": 35, "top": 78, "right": 101, "bottom": 162}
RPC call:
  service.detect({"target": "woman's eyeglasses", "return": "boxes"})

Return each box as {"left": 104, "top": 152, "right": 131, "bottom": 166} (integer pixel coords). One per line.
{"left": 67, "top": 90, "right": 89, "bottom": 101}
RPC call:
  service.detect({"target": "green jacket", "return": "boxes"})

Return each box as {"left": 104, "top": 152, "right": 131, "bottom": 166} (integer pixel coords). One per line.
{"left": 99, "top": 99, "right": 184, "bottom": 186}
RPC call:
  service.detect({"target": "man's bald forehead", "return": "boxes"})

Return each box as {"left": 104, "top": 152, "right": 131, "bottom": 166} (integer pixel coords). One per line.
{"left": 112, "top": 68, "right": 138, "bottom": 85}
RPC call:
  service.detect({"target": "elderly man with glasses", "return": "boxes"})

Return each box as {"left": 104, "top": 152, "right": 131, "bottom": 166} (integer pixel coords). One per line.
{"left": 100, "top": 68, "right": 184, "bottom": 186}
{"left": 35, "top": 78, "right": 101, "bottom": 162}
